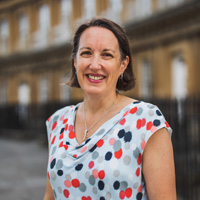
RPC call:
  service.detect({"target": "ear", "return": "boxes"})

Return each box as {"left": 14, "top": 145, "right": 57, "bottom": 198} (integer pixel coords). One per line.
{"left": 120, "top": 56, "right": 129, "bottom": 74}
{"left": 74, "top": 58, "right": 77, "bottom": 71}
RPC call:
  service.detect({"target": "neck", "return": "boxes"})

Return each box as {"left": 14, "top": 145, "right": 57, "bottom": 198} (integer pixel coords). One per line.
{"left": 83, "top": 91, "right": 118, "bottom": 115}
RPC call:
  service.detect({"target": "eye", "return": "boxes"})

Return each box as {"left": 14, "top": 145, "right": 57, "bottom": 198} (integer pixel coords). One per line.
{"left": 80, "top": 51, "right": 92, "bottom": 56}
{"left": 102, "top": 53, "right": 113, "bottom": 58}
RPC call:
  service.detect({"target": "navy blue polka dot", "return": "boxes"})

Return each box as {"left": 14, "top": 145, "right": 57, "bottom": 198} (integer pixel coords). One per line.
{"left": 98, "top": 180, "right": 105, "bottom": 190}
{"left": 75, "top": 164, "right": 83, "bottom": 171}
{"left": 156, "top": 110, "right": 162, "bottom": 116}
{"left": 136, "top": 192, "right": 142, "bottom": 200}
{"left": 50, "top": 158, "right": 56, "bottom": 169}
{"left": 89, "top": 144, "right": 97, "bottom": 152}
{"left": 60, "top": 127, "right": 65, "bottom": 134}
{"left": 57, "top": 170, "right": 63, "bottom": 176}
{"left": 153, "top": 119, "right": 161, "bottom": 127}
{"left": 118, "top": 129, "right": 125, "bottom": 138}
{"left": 124, "top": 131, "right": 132, "bottom": 142}
{"left": 105, "top": 152, "right": 112, "bottom": 161}
{"left": 113, "top": 181, "right": 120, "bottom": 190}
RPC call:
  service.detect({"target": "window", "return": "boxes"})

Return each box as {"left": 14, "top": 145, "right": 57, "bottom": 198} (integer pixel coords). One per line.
{"left": 108, "top": 0, "right": 122, "bottom": 22}
{"left": 83, "top": 0, "right": 96, "bottom": 19}
{"left": 140, "top": 59, "right": 152, "bottom": 98}
{"left": 39, "top": 4, "right": 50, "bottom": 35}
{"left": 19, "top": 13, "right": 29, "bottom": 49}
{"left": 0, "top": 83, "right": 7, "bottom": 106}
{"left": 0, "top": 19, "right": 9, "bottom": 53}
{"left": 18, "top": 82, "right": 30, "bottom": 105}
{"left": 172, "top": 55, "right": 187, "bottom": 99}
{"left": 38, "top": 77, "right": 48, "bottom": 103}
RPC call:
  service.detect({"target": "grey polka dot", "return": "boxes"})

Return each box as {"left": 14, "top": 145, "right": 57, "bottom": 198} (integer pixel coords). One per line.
{"left": 79, "top": 183, "right": 86, "bottom": 192}
{"left": 133, "top": 182, "right": 139, "bottom": 189}
{"left": 147, "top": 104, "right": 155, "bottom": 109}
{"left": 113, "top": 170, "right": 120, "bottom": 177}
{"left": 97, "top": 129, "right": 105, "bottom": 135}
{"left": 106, "top": 192, "right": 111, "bottom": 199}
{"left": 113, "top": 140, "right": 121, "bottom": 152}
{"left": 51, "top": 146, "right": 57, "bottom": 155}
{"left": 50, "top": 171, "right": 56, "bottom": 181}
{"left": 56, "top": 159, "right": 63, "bottom": 169}
{"left": 85, "top": 171, "right": 90, "bottom": 179}
{"left": 123, "top": 155, "right": 131, "bottom": 165}
{"left": 65, "top": 174, "right": 71, "bottom": 180}
{"left": 136, "top": 107, "right": 143, "bottom": 115}
{"left": 58, "top": 186, "right": 62, "bottom": 193}
{"left": 149, "top": 109, "right": 154, "bottom": 116}
{"left": 120, "top": 181, "right": 128, "bottom": 191}
{"left": 92, "top": 151, "right": 99, "bottom": 160}
{"left": 53, "top": 115, "right": 59, "bottom": 123}
{"left": 92, "top": 187, "right": 97, "bottom": 194}
{"left": 61, "top": 152, "right": 67, "bottom": 159}
{"left": 133, "top": 147, "right": 140, "bottom": 159}
{"left": 89, "top": 175, "right": 96, "bottom": 185}
{"left": 125, "top": 126, "right": 130, "bottom": 132}
{"left": 124, "top": 143, "right": 130, "bottom": 150}
{"left": 140, "top": 133, "right": 145, "bottom": 140}
{"left": 98, "top": 156, "right": 104, "bottom": 163}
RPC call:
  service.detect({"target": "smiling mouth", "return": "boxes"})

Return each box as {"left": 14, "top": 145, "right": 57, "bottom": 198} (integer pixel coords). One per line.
{"left": 87, "top": 74, "right": 105, "bottom": 80}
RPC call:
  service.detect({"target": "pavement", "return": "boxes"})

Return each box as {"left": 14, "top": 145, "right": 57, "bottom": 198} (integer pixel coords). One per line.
{"left": 0, "top": 138, "right": 48, "bottom": 200}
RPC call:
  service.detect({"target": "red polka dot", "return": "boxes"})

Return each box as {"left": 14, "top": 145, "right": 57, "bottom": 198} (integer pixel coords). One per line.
{"left": 130, "top": 107, "right": 137, "bottom": 114}
{"left": 165, "top": 121, "right": 170, "bottom": 127}
{"left": 63, "top": 189, "right": 70, "bottom": 198}
{"left": 136, "top": 167, "right": 140, "bottom": 177}
{"left": 63, "top": 118, "right": 68, "bottom": 124}
{"left": 138, "top": 185, "right": 142, "bottom": 193}
{"left": 96, "top": 139, "right": 104, "bottom": 147}
{"left": 141, "top": 140, "right": 145, "bottom": 150}
{"left": 136, "top": 119, "right": 142, "bottom": 129}
{"left": 69, "top": 131, "right": 75, "bottom": 139}
{"left": 98, "top": 170, "right": 105, "bottom": 179}
{"left": 92, "top": 169, "right": 98, "bottom": 179}
{"left": 146, "top": 121, "right": 153, "bottom": 130}
{"left": 51, "top": 135, "right": 56, "bottom": 144}
{"left": 69, "top": 125, "right": 73, "bottom": 131}
{"left": 64, "top": 180, "right": 72, "bottom": 188}
{"left": 137, "top": 153, "right": 142, "bottom": 165}
{"left": 47, "top": 116, "right": 51, "bottom": 122}
{"left": 87, "top": 196, "right": 92, "bottom": 200}
{"left": 73, "top": 154, "right": 77, "bottom": 158}
{"left": 52, "top": 122, "right": 57, "bottom": 131}
{"left": 72, "top": 179, "right": 80, "bottom": 188}
{"left": 109, "top": 138, "right": 115, "bottom": 145}
{"left": 114, "top": 148, "right": 122, "bottom": 159}
{"left": 125, "top": 188, "right": 132, "bottom": 198}
{"left": 60, "top": 115, "right": 64, "bottom": 121}
{"left": 65, "top": 124, "right": 68, "bottom": 131}
{"left": 59, "top": 132, "right": 64, "bottom": 140}
{"left": 59, "top": 141, "right": 63, "bottom": 148}
{"left": 88, "top": 161, "right": 94, "bottom": 169}
{"left": 119, "top": 190, "right": 126, "bottom": 199}
{"left": 64, "top": 145, "right": 68, "bottom": 150}
{"left": 82, "top": 197, "right": 87, "bottom": 200}
{"left": 123, "top": 111, "right": 129, "bottom": 117}
{"left": 47, "top": 172, "right": 50, "bottom": 180}
{"left": 141, "top": 118, "right": 146, "bottom": 127}
{"left": 119, "top": 118, "right": 126, "bottom": 125}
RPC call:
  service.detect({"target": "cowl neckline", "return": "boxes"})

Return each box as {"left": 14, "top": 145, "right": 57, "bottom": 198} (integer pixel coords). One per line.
{"left": 62, "top": 101, "right": 141, "bottom": 160}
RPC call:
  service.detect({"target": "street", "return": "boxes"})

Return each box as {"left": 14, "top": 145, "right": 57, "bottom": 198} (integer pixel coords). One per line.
{"left": 0, "top": 138, "right": 48, "bottom": 200}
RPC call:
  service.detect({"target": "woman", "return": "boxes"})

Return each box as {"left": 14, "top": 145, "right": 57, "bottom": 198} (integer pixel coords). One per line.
{"left": 44, "top": 17, "right": 176, "bottom": 200}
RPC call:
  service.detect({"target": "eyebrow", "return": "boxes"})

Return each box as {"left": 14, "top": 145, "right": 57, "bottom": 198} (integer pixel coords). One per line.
{"left": 80, "top": 47, "right": 115, "bottom": 53}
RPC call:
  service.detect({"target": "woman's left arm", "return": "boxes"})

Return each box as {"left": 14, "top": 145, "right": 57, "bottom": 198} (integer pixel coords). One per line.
{"left": 143, "top": 128, "right": 177, "bottom": 200}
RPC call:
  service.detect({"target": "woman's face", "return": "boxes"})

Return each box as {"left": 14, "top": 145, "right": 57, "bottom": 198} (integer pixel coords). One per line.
{"left": 74, "top": 27, "right": 129, "bottom": 97}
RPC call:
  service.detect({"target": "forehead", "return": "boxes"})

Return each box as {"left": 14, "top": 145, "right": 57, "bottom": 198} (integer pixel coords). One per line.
{"left": 78, "top": 27, "right": 119, "bottom": 50}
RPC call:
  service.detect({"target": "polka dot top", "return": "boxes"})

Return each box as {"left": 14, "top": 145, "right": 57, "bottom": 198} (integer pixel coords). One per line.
{"left": 46, "top": 101, "right": 172, "bottom": 200}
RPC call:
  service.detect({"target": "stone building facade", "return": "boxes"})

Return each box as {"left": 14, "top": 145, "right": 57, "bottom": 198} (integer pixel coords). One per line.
{"left": 0, "top": 0, "right": 199, "bottom": 106}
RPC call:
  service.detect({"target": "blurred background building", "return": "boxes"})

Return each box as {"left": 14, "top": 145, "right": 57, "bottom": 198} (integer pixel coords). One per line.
{"left": 0, "top": 0, "right": 199, "bottom": 199}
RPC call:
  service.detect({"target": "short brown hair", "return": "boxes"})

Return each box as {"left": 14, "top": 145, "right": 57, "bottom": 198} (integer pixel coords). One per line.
{"left": 67, "top": 17, "right": 135, "bottom": 91}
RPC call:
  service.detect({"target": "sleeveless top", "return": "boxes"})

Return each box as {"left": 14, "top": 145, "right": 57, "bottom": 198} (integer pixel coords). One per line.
{"left": 46, "top": 101, "right": 172, "bottom": 200}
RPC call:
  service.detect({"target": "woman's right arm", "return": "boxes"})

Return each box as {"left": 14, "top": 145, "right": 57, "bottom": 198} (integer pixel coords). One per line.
{"left": 43, "top": 177, "right": 55, "bottom": 200}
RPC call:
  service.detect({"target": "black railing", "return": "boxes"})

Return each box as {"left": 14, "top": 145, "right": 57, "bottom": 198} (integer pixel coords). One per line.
{"left": 0, "top": 98, "right": 199, "bottom": 200}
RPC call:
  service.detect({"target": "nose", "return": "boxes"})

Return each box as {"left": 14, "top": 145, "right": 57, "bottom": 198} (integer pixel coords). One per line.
{"left": 89, "top": 55, "right": 101, "bottom": 70}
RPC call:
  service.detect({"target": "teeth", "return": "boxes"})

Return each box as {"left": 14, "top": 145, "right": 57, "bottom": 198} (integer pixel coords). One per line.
{"left": 88, "top": 75, "right": 104, "bottom": 80}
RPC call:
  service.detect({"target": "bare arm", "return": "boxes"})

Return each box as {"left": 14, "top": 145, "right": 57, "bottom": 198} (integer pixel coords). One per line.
{"left": 143, "top": 128, "right": 177, "bottom": 200}
{"left": 43, "top": 177, "right": 55, "bottom": 200}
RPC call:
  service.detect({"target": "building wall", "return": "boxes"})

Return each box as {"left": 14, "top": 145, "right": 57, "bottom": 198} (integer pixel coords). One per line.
{"left": 0, "top": 0, "right": 199, "bottom": 106}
